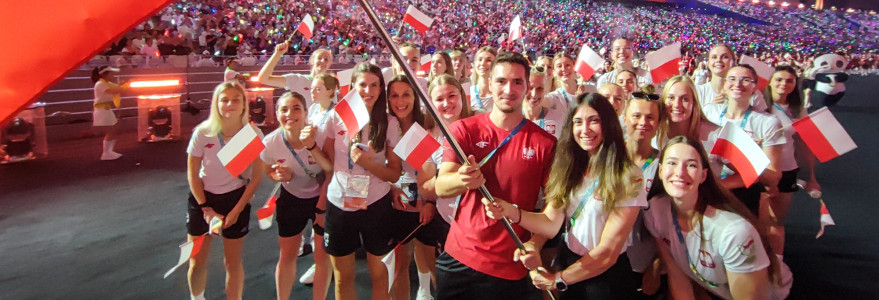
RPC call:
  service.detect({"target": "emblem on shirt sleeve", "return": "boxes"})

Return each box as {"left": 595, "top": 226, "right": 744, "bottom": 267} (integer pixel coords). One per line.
{"left": 737, "top": 238, "right": 757, "bottom": 264}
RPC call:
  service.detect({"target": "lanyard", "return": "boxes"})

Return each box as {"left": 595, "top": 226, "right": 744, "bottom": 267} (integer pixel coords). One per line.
{"left": 772, "top": 103, "right": 793, "bottom": 121}
{"left": 670, "top": 204, "right": 720, "bottom": 288}
{"left": 641, "top": 149, "right": 658, "bottom": 171}
{"left": 474, "top": 85, "right": 485, "bottom": 110}
{"left": 317, "top": 102, "right": 336, "bottom": 127}
{"left": 720, "top": 106, "right": 752, "bottom": 130}
{"left": 478, "top": 119, "right": 528, "bottom": 167}
{"left": 218, "top": 131, "right": 250, "bottom": 184}
{"left": 538, "top": 108, "right": 546, "bottom": 129}
{"left": 569, "top": 180, "right": 598, "bottom": 229}
{"left": 560, "top": 88, "right": 570, "bottom": 105}
{"left": 282, "top": 132, "right": 319, "bottom": 178}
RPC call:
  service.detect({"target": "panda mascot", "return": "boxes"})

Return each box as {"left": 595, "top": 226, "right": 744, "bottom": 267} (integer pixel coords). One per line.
{"left": 2, "top": 118, "right": 36, "bottom": 161}
{"left": 146, "top": 106, "right": 173, "bottom": 141}
{"left": 249, "top": 96, "right": 267, "bottom": 126}
{"left": 804, "top": 54, "right": 849, "bottom": 112}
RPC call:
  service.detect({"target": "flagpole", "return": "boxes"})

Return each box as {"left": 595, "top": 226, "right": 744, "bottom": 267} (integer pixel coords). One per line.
{"left": 354, "top": 0, "right": 531, "bottom": 255}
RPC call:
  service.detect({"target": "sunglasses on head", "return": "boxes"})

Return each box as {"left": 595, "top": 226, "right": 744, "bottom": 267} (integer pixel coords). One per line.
{"left": 631, "top": 92, "right": 660, "bottom": 101}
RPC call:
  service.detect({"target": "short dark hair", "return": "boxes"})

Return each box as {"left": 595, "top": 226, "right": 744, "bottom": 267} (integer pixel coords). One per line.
{"left": 490, "top": 52, "right": 531, "bottom": 80}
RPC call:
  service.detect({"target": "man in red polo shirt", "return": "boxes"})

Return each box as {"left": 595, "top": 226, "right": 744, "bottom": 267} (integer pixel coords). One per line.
{"left": 435, "top": 52, "right": 556, "bottom": 300}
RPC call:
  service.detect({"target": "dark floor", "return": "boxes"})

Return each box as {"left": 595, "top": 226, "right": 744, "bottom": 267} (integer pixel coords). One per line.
{"left": 1, "top": 76, "right": 878, "bottom": 299}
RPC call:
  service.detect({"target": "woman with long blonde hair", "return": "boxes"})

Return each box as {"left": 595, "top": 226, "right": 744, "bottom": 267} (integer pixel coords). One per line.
{"left": 469, "top": 46, "right": 497, "bottom": 112}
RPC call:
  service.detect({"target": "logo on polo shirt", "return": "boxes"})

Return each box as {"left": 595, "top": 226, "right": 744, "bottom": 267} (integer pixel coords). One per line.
{"left": 476, "top": 141, "right": 489, "bottom": 148}
{"left": 338, "top": 130, "right": 347, "bottom": 136}
{"left": 205, "top": 143, "right": 215, "bottom": 149}
{"left": 278, "top": 159, "right": 286, "bottom": 164}
{"left": 698, "top": 250, "right": 716, "bottom": 268}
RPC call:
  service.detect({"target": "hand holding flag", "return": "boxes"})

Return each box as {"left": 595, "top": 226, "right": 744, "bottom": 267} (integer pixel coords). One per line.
{"left": 296, "top": 13, "right": 315, "bottom": 40}
{"left": 257, "top": 183, "right": 283, "bottom": 230}
{"left": 163, "top": 235, "right": 206, "bottom": 278}
{"left": 393, "top": 123, "right": 441, "bottom": 169}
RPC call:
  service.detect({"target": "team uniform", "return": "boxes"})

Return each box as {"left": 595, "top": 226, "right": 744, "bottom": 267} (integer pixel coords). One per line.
{"left": 429, "top": 127, "right": 458, "bottom": 225}
{"left": 260, "top": 129, "right": 325, "bottom": 237}
{"left": 470, "top": 84, "right": 494, "bottom": 113}
{"left": 323, "top": 113, "right": 401, "bottom": 256}
{"left": 224, "top": 68, "right": 246, "bottom": 86}
{"left": 93, "top": 79, "right": 118, "bottom": 126}
{"left": 283, "top": 74, "right": 315, "bottom": 107}
{"left": 696, "top": 82, "right": 768, "bottom": 112}
{"left": 767, "top": 103, "right": 804, "bottom": 192}
{"left": 545, "top": 87, "right": 575, "bottom": 112}
{"left": 558, "top": 168, "right": 648, "bottom": 299}
{"left": 643, "top": 196, "right": 793, "bottom": 300}
{"left": 527, "top": 105, "right": 567, "bottom": 140}
{"left": 436, "top": 114, "right": 556, "bottom": 300}
{"left": 596, "top": 68, "right": 654, "bottom": 89}
{"left": 185, "top": 125, "right": 264, "bottom": 239}
{"left": 703, "top": 103, "right": 786, "bottom": 214}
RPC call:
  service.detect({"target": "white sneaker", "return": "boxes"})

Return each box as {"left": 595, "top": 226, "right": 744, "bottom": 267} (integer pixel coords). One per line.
{"left": 299, "top": 264, "right": 316, "bottom": 284}
{"left": 100, "top": 151, "right": 122, "bottom": 161}
{"left": 416, "top": 288, "right": 433, "bottom": 300}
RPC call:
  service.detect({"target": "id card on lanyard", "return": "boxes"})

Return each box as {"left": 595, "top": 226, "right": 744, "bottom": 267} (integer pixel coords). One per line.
{"left": 344, "top": 136, "right": 370, "bottom": 210}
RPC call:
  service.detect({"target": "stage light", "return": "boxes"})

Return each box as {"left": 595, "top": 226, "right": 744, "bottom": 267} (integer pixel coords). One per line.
{"left": 129, "top": 80, "right": 181, "bottom": 88}
{"left": 250, "top": 76, "right": 259, "bottom": 82}
{"left": 137, "top": 94, "right": 180, "bottom": 100}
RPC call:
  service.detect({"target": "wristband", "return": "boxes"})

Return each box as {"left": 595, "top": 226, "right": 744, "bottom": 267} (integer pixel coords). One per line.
{"left": 315, "top": 208, "right": 326, "bottom": 214}
{"left": 306, "top": 143, "right": 318, "bottom": 151}
{"left": 198, "top": 201, "right": 210, "bottom": 208}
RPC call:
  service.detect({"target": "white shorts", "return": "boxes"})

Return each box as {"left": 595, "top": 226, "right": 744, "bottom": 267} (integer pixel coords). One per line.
{"left": 93, "top": 108, "right": 118, "bottom": 127}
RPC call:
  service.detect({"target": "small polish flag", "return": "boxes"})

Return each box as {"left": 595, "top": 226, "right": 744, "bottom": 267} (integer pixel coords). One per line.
{"left": 508, "top": 15, "right": 523, "bottom": 43}
{"left": 163, "top": 235, "right": 206, "bottom": 278}
{"left": 297, "top": 14, "right": 315, "bottom": 40}
{"left": 645, "top": 43, "right": 681, "bottom": 84}
{"left": 574, "top": 44, "right": 605, "bottom": 81}
{"left": 739, "top": 55, "right": 774, "bottom": 91}
{"left": 792, "top": 107, "right": 857, "bottom": 163}
{"left": 419, "top": 54, "right": 432, "bottom": 77}
{"left": 815, "top": 199, "right": 835, "bottom": 239}
{"left": 381, "top": 249, "right": 397, "bottom": 292}
{"left": 402, "top": 5, "right": 434, "bottom": 34}
{"left": 710, "top": 122, "right": 770, "bottom": 187}
{"left": 337, "top": 68, "right": 354, "bottom": 97}
{"left": 217, "top": 125, "right": 265, "bottom": 178}
{"left": 257, "top": 183, "right": 282, "bottom": 230}
{"left": 394, "top": 123, "right": 441, "bottom": 169}
{"left": 334, "top": 90, "right": 370, "bottom": 139}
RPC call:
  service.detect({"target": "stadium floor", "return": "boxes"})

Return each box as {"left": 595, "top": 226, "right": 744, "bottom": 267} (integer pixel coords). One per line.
{"left": 1, "top": 76, "right": 877, "bottom": 299}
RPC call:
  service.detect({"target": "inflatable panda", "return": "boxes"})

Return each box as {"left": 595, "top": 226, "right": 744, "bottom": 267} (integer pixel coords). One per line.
{"left": 250, "top": 96, "right": 267, "bottom": 126}
{"left": 146, "top": 106, "right": 173, "bottom": 141}
{"left": 2, "top": 118, "right": 36, "bottom": 160}
{"left": 804, "top": 54, "right": 849, "bottom": 112}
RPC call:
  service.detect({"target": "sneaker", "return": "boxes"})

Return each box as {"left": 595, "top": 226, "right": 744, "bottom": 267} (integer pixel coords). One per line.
{"left": 416, "top": 288, "right": 433, "bottom": 300}
{"left": 299, "top": 243, "right": 313, "bottom": 257}
{"left": 100, "top": 152, "right": 122, "bottom": 161}
{"left": 299, "top": 264, "right": 316, "bottom": 285}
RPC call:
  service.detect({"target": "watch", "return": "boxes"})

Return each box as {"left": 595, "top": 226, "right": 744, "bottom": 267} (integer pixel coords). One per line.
{"left": 554, "top": 272, "right": 568, "bottom": 292}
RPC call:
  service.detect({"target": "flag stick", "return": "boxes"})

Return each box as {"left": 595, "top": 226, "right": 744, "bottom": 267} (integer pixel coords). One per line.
{"left": 355, "top": 1, "right": 555, "bottom": 299}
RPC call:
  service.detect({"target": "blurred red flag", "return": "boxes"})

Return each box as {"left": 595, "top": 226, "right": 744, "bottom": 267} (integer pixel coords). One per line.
{"left": 0, "top": 0, "right": 173, "bottom": 125}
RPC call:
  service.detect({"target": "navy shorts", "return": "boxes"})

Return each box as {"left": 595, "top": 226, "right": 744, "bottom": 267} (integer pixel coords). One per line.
{"left": 324, "top": 193, "right": 397, "bottom": 256}
{"left": 276, "top": 187, "right": 320, "bottom": 238}
{"left": 187, "top": 186, "right": 251, "bottom": 239}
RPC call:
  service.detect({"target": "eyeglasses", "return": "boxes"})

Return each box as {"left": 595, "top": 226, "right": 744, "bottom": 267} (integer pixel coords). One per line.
{"left": 631, "top": 92, "right": 660, "bottom": 101}
{"left": 724, "top": 77, "right": 756, "bottom": 86}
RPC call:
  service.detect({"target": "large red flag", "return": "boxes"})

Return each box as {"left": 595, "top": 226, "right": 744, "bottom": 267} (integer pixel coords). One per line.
{"left": 1, "top": 0, "right": 174, "bottom": 125}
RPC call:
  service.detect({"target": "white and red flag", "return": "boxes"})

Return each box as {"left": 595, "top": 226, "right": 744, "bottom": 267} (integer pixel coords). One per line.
{"left": 402, "top": 5, "right": 433, "bottom": 34}
{"left": 792, "top": 107, "right": 857, "bottom": 163}
{"left": 335, "top": 89, "right": 370, "bottom": 139}
{"left": 337, "top": 67, "right": 354, "bottom": 98}
{"left": 419, "top": 54, "right": 432, "bottom": 77}
{"left": 394, "top": 123, "right": 441, "bottom": 169}
{"left": 816, "top": 199, "right": 835, "bottom": 239}
{"left": 574, "top": 44, "right": 605, "bottom": 81}
{"left": 217, "top": 125, "right": 265, "bottom": 177}
{"left": 739, "top": 55, "right": 774, "bottom": 91}
{"left": 381, "top": 250, "right": 397, "bottom": 293}
{"left": 508, "top": 15, "right": 523, "bottom": 43}
{"left": 297, "top": 13, "right": 315, "bottom": 40}
{"left": 163, "top": 235, "right": 206, "bottom": 278}
{"left": 710, "top": 122, "right": 770, "bottom": 187}
{"left": 645, "top": 43, "right": 681, "bottom": 84}
{"left": 257, "top": 183, "right": 282, "bottom": 230}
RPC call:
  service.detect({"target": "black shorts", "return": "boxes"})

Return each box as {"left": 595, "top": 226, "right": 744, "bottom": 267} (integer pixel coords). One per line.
{"left": 276, "top": 188, "right": 320, "bottom": 238}
{"left": 394, "top": 209, "right": 450, "bottom": 248}
{"left": 324, "top": 193, "right": 397, "bottom": 256}
{"left": 778, "top": 168, "right": 800, "bottom": 193}
{"left": 436, "top": 252, "right": 541, "bottom": 300}
{"left": 187, "top": 186, "right": 251, "bottom": 239}
{"left": 732, "top": 183, "right": 764, "bottom": 217}
{"left": 554, "top": 242, "right": 643, "bottom": 300}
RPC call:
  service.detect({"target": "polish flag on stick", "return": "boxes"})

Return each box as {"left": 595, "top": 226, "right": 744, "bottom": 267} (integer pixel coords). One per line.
{"left": 296, "top": 14, "right": 315, "bottom": 40}
{"left": 394, "top": 124, "right": 441, "bottom": 169}
{"left": 419, "top": 54, "right": 432, "bottom": 77}
{"left": 402, "top": 5, "right": 434, "bottom": 34}
{"left": 645, "top": 43, "right": 681, "bottom": 84}
{"left": 217, "top": 125, "right": 265, "bottom": 177}
{"left": 574, "top": 44, "right": 605, "bottom": 81}
{"left": 337, "top": 68, "right": 354, "bottom": 98}
{"left": 739, "top": 55, "right": 774, "bottom": 92}
{"left": 381, "top": 223, "right": 424, "bottom": 292}
{"left": 257, "top": 183, "right": 283, "bottom": 230}
{"left": 816, "top": 199, "right": 835, "bottom": 239}
{"left": 791, "top": 107, "right": 857, "bottom": 163}
{"left": 508, "top": 15, "right": 523, "bottom": 44}
{"left": 334, "top": 90, "right": 370, "bottom": 139}
{"left": 710, "top": 122, "right": 770, "bottom": 187}
{"left": 163, "top": 235, "right": 206, "bottom": 278}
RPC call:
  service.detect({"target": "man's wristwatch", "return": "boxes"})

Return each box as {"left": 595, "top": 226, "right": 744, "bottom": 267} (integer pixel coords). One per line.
{"left": 554, "top": 272, "right": 568, "bottom": 291}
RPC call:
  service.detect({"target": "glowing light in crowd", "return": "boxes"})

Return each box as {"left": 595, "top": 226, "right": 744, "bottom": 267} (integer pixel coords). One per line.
{"left": 751, "top": 0, "right": 759, "bottom": 4}
{"left": 137, "top": 94, "right": 180, "bottom": 100}
{"left": 249, "top": 87, "right": 275, "bottom": 92}
{"left": 129, "top": 80, "right": 181, "bottom": 88}
{"left": 781, "top": 2, "right": 790, "bottom": 8}
{"left": 768, "top": 1, "right": 775, "bottom": 6}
